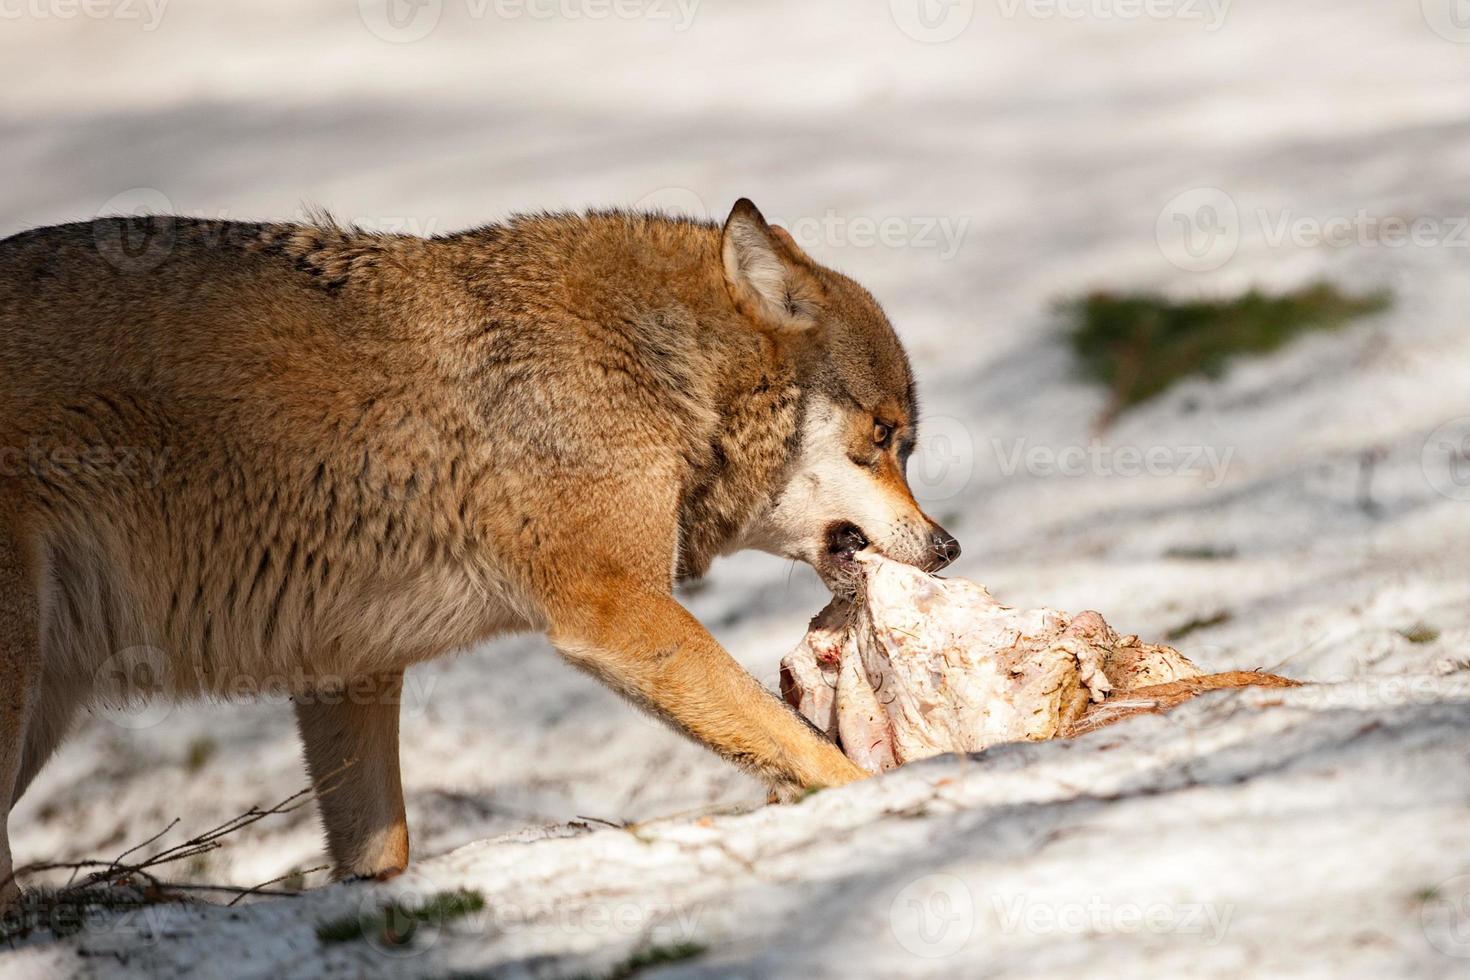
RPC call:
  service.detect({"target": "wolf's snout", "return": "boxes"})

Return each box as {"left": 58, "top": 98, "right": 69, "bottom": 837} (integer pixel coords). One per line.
{"left": 926, "top": 526, "right": 961, "bottom": 572}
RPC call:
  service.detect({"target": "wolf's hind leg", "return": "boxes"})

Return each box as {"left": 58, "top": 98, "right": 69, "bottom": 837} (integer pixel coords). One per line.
{"left": 12, "top": 678, "right": 81, "bottom": 806}
{"left": 295, "top": 671, "right": 410, "bottom": 881}
{"left": 0, "top": 514, "right": 41, "bottom": 909}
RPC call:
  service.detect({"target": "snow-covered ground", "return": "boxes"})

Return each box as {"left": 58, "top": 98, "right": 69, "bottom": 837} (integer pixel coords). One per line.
{"left": 2, "top": 1, "right": 1469, "bottom": 976}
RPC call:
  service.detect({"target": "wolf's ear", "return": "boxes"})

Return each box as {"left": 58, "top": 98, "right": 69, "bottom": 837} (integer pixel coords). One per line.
{"left": 722, "top": 198, "right": 822, "bottom": 332}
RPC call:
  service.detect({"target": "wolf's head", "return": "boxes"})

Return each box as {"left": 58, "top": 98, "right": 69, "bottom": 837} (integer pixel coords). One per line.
{"left": 722, "top": 199, "right": 960, "bottom": 596}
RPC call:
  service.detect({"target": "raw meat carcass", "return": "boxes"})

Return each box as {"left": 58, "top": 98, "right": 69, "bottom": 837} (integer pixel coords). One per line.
{"left": 779, "top": 553, "right": 1295, "bottom": 772}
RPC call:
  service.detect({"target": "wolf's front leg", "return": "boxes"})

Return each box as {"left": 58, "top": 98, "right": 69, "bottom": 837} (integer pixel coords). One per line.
{"left": 549, "top": 587, "right": 867, "bottom": 795}
{"left": 294, "top": 671, "right": 410, "bottom": 880}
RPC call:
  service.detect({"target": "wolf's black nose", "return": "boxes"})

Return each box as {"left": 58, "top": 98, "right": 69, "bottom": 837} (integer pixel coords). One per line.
{"left": 928, "top": 528, "right": 961, "bottom": 571}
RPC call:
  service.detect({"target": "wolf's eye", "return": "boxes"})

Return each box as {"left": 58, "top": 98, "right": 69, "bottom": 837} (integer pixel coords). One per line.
{"left": 873, "top": 422, "right": 894, "bottom": 449}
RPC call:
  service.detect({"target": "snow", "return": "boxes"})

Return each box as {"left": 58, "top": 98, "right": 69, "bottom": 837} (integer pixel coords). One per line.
{"left": 8, "top": 681, "right": 1470, "bottom": 978}
{"left": 3, "top": 1, "right": 1469, "bottom": 976}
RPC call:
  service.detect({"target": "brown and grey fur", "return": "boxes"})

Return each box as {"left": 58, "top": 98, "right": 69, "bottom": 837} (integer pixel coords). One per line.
{"left": 0, "top": 199, "right": 957, "bottom": 901}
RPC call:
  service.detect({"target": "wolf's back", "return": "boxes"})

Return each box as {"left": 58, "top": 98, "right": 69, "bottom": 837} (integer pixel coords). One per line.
{"left": 0, "top": 218, "right": 392, "bottom": 412}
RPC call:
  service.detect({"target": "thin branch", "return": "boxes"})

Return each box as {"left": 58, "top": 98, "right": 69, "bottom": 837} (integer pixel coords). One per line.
{"left": 5, "top": 758, "right": 357, "bottom": 907}
{"left": 228, "top": 864, "right": 329, "bottom": 906}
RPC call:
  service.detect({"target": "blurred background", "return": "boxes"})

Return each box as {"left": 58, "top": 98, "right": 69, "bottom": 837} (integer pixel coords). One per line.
{"left": 3, "top": 0, "right": 1468, "bottom": 901}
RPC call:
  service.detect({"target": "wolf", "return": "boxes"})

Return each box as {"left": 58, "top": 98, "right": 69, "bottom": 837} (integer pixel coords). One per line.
{"left": 0, "top": 198, "right": 959, "bottom": 901}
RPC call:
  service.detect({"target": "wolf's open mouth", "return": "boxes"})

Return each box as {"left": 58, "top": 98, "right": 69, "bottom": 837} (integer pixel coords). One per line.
{"left": 825, "top": 522, "right": 870, "bottom": 563}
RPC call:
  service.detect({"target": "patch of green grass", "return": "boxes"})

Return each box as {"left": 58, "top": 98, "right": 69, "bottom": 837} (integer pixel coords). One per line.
{"left": 1399, "top": 623, "right": 1441, "bottom": 645}
{"left": 591, "top": 942, "right": 709, "bottom": 980}
{"left": 1063, "top": 282, "right": 1391, "bottom": 424}
{"left": 183, "top": 736, "right": 217, "bottom": 773}
{"left": 184, "top": 853, "right": 212, "bottom": 880}
{"left": 1166, "top": 610, "right": 1233, "bottom": 642}
{"left": 316, "top": 888, "right": 486, "bottom": 946}
{"left": 416, "top": 889, "right": 486, "bottom": 923}
{"left": 1164, "top": 544, "right": 1238, "bottom": 561}
{"left": 314, "top": 912, "right": 368, "bottom": 945}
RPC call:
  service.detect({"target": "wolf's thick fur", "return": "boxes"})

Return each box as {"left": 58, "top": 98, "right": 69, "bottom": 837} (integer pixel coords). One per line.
{"left": 0, "top": 200, "right": 956, "bottom": 899}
